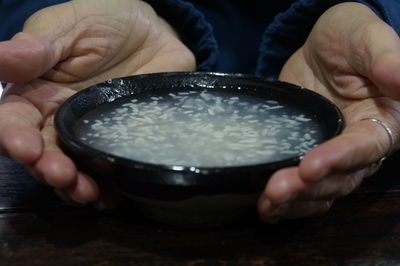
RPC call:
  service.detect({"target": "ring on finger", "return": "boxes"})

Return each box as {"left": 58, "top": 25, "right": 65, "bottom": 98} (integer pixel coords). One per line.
{"left": 360, "top": 117, "right": 394, "bottom": 165}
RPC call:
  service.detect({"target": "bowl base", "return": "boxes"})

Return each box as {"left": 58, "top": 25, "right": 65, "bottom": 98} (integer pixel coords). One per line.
{"left": 124, "top": 193, "right": 260, "bottom": 228}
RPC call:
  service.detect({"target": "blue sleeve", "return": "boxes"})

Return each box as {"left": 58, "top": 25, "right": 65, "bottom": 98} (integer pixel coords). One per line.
{"left": 255, "top": 0, "right": 400, "bottom": 79}
{"left": 147, "top": 0, "right": 400, "bottom": 76}
{"left": 355, "top": 0, "right": 400, "bottom": 35}
{"left": 0, "top": 0, "right": 67, "bottom": 41}
{"left": 256, "top": 0, "right": 349, "bottom": 79}
{"left": 143, "top": 0, "right": 218, "bottom": 71}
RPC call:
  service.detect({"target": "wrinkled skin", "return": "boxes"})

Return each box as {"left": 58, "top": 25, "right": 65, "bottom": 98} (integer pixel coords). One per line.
{"left": 0, "top": 0, "right": 195, "bottom": 208}
{"left": 1, "top": 1, "right": 400, "bottom": 221}
{"left": 257, "top": 3, "right": 400, "bottom": 223}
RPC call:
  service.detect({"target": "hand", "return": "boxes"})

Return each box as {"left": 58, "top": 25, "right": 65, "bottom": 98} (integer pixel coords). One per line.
{"left": 0, "top": 0, "right": 195, "bottom": 207}
{"left": 257, "top": 2, "right": 400, "bottom": 223}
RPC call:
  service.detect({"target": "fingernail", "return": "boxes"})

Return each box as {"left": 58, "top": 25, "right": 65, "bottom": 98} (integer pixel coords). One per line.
{"left": 66, "top": 188, "right": 88, "bottom": 205}
{"left": 259, "top": 200, "right": 281, "bottom": 224}
{"left": 316, "top": 168, "right": 330, "bottom": 180}
{"left": 53, "top": 188, "right": 84, "bottom": 205}
{"left": 268, "top": 202, "right": 290, "bottom": 217}
{"left": 260, "top": 202, "right": 291, "bottom": 224}
{"left": 94, "top": 196, "right": 120, "bottom": 210}
{"left": 259, "top": 199, "right": 272, "bottom": 213}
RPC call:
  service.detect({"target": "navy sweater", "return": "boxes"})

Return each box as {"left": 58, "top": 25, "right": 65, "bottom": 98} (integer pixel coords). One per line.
{"left": 0, "top": 0, "right": 398, "bottom": 78}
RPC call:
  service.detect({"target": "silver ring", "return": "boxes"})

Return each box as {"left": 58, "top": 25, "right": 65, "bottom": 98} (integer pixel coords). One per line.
{"left": 360, "top": 118, "right": 394, "bottom": 163}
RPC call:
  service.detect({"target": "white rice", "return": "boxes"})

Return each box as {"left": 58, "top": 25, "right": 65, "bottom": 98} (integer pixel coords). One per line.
{"left": 75, "top": 89, "right": 323, "bottom": 167}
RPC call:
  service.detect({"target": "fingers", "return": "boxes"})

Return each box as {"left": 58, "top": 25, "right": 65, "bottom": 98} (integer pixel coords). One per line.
{"left": 261, "top": 167, "right": 306, "bottom": 203}
{"left": 298, "top": 124, "right": 376, "bottom": 182}
{"left": 32, "top": 135, "right": 101, "bottom": 205}
{"left": 257, "top": 167, "right": 375, "bottom": 223}
{"left": 0, "top": 0, "right": 178, "bottom": 208}
{"left": 14, "top": 111, "right": 102, "bottom": 205}
{"left": 0, "top": 124, "right": 43, "bottom": 164}
{"left": 327, "top": 3, "right": 400, "bottom": 99}
{"left": 0, "top": 95, "right": 44, "bottom": 164}
{"left": 345, "top": 5, "right": 400, "bottom": 100}
{"left": 33, "top": 151, "right": 78, "bottom": 188}
{"left": 267, "top": 3, "right": 400, "bottom": 223}
{"left": 0, "top": 81, "right": 75, "bottom": 163}
{"left": 257, "top": 97, "right": 400, "bottom": 223}
{"left": 293, "top": 3, "right": 400, "bottom": 101}
{"left": 66, "top": 172, "right": 100, "bottom": 204}
{"left": 259, "top": 198, "right": 333, "bottom": 224}
{"left": 33, "top": 115, "right": 100, "bottom": 204}
{"left": 260, "top": 166, "right": 372, "bottom": 206}
{"left": 0, "top": 33, "right": 62, "bottom": 83}
{"left": 300, "top": 97, "right": 400, "bottom": 182}
{"left": 299, "top": 167, "right": 377, "bottom": 200}
{"left": 369, "top": 47, "right": 400, "bottom": 100}
{"left": 0, "top": 86, "right": 101, "bottom": 205}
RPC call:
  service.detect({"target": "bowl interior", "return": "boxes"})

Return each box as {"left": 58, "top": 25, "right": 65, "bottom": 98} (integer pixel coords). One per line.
{"left": 55, "top": 72, "right": 343, "bottom": 200}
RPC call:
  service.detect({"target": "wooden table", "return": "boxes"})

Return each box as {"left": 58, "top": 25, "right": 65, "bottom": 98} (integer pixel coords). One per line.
{"left": 1, "top": 153, "right": 400, "bottom": 266}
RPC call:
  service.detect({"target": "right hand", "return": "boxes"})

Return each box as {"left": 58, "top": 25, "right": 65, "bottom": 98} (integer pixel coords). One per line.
{"left": 0, "top": 0, "right": 195, "bottom": 208}
{"left": 258, "top": 2, "right": 400, "bottom": 223}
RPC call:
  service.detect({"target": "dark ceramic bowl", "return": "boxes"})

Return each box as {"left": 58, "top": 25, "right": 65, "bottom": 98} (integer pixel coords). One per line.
{"left": 55, "top": 72, "right": 343, "bottom": 227}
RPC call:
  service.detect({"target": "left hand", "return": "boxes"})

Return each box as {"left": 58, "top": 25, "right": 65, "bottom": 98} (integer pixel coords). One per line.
{"left": 257, "top": 2, "right": 400, "bottom": 223}
{"left": 0, "top": 0, "right": 195, "bottom": 208}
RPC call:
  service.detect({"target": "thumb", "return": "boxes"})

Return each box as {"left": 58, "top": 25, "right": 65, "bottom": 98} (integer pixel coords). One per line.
{"left": 369, "top": 32, "right": 400, "bottom": 100}
{"left": 298, "top": 112, "right": 398, "bottom": 183}
{"left": 0, "top": 33, "right": 62, "bottom": 83}
{"left": 344, "top": 5, "right": 400, "bottom": 100}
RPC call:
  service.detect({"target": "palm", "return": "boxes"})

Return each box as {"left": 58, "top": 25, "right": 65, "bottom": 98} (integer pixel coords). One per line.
{"left": 0, "top": 0, "right": 195, "bottom": 206}
{"left": 258, "top": 3, "right": 400, "bottom": 222}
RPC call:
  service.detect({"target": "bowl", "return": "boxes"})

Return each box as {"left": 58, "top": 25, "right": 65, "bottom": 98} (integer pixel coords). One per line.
{"left": 55, "top": 72, "right": 344, "bottom": 227}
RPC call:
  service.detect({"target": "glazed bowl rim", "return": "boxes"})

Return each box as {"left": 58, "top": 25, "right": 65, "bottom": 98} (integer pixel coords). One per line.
{"left": 54, "top": 71, "right": 344, "bottom": 176}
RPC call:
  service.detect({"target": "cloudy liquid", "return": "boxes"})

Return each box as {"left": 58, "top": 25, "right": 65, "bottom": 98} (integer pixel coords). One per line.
{"left": 75, "top": 89, "right": 324, "bottom": 167}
